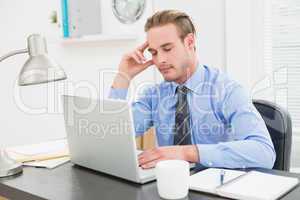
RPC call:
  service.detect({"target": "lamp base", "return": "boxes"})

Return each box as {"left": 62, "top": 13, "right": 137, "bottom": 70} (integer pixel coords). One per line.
{"left": 0, "top": 150, "right": 23, "bottom": 178}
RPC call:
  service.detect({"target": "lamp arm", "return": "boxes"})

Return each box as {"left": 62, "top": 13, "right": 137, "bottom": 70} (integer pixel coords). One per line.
{"left": 0, "top": 48, "right": 28, "bottom": 62}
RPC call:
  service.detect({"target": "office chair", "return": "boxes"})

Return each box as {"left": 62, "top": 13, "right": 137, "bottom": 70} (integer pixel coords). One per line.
{"left": 253, "top": 99, "right": 292, "bottom": 171}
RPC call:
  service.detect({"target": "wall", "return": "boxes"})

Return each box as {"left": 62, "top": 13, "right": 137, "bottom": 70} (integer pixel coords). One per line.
{"left": 155, "top": 0, "right": 226, "bottom": 71}
{"left": 0, "top": 0, "right": 226, "bottom": 147}
{"left": 225, "top": 0, "right": 300, "bottom": 170}
{"left": 225, "top": 0, "right": 265, "bottom": 92}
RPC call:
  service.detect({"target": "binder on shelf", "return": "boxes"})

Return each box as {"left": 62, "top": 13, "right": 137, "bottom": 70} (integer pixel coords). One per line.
{"left": 61, "top": 0, "right": 70, "bottom": 38}
{"left": 60, "top": 0, "right": 102, "bottom": 38}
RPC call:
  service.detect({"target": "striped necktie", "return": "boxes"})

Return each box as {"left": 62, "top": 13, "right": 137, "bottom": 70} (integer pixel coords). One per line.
{"left": 174, "top": 85, "right": 192, "bottom": 145}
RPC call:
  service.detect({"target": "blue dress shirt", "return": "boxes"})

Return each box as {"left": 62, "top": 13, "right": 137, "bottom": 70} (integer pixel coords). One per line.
{"left": 109, "top": 65, "right": 276, "bottom": 169}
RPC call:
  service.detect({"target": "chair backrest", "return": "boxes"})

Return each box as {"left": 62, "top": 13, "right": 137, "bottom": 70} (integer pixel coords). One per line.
{"left": 253, "top": 99, "right": 292, "bottom": 171}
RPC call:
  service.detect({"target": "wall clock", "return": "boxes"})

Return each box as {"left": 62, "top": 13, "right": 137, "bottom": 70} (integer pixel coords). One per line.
{"left": 112, "top": 0, "right": 146, "bottom": 24}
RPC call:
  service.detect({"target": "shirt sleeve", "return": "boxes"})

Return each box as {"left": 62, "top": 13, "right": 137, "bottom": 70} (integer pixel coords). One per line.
{"left": 108, "top": 87, "right": 128, "bottom": 100}
{"left": 108, "top": 87, "right": 154, "bottom": 137}
{"left": 197, "top": 85, "right": 276, "bottom": 169}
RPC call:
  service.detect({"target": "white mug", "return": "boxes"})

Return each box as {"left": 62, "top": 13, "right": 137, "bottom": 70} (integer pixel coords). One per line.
{"left": 155, "top": 160, "right": 190, "bottom": 199}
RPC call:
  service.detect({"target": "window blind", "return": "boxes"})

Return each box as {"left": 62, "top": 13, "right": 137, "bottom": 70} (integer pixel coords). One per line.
{"left": 264, "top": 0, "right": 300, "bottom": 131}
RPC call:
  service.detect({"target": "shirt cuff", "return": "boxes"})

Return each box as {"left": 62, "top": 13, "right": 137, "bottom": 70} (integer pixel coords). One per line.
{"left": 196, "top": 144, "right": 224, "bottom": 168}
{"left": 108, "top": 87, "right": 128, "bottom": 100}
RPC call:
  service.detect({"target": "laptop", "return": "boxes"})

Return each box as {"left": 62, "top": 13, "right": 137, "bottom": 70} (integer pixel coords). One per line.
{"left": 62, "top": 95, "right": 156, "bottom": 184}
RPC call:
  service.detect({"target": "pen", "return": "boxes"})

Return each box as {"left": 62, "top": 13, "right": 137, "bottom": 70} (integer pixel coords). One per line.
{"left": 220, "top": 169, "right": 225, "bottom": 185}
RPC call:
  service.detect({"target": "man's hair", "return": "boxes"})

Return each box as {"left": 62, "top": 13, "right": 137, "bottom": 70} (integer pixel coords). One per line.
{"left": 144, "top": 10, "right": 196, "bottom": 41}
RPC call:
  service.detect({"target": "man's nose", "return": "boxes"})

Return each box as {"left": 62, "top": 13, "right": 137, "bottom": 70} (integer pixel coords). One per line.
{"left": 157, "top": 53, "right": 167, "bottom": 64}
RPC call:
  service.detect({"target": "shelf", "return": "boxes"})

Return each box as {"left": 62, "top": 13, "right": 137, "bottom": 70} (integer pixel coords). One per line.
{"left": 60, "top": 34, "right": 138, "bottom": 44}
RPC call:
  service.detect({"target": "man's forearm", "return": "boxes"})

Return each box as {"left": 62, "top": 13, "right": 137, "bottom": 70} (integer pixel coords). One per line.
{"left": 112, "top": 72, "right": 132, "bottom": 89}
{"left": 183, "top": 145, "right": 199, "bottom": 163}
{"left": 197, "top": 139, "right": 275, "bottom": 169}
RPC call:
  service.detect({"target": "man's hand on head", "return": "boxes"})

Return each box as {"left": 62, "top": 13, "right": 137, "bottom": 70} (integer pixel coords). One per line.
{"left": 112, "top": 41, "right": 153, "bottom": 89}
{"left": 120, "top": 42, "right": 152, "bottom": 75}
{"left": 138, "top": 145, "right": 199, "bottom": 169}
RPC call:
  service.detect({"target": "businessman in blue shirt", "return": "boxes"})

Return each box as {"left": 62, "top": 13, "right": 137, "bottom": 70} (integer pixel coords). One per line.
{"left": 109, "top": 10, "right": 276, "bottom": 169}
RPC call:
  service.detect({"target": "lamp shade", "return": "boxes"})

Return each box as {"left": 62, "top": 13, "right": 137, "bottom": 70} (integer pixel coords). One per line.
{"left": 18, "top": 34, "right": 67, "bottom": 86}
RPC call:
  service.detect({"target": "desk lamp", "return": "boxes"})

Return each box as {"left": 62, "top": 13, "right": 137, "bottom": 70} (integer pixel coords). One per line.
{"left": 0, "top": 34, "right": 67, "bottom": 177}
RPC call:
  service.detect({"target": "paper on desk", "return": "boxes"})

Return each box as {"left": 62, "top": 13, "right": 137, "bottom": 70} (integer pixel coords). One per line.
{"left": 8, "top": 139, "right": 68, "bottom": 155}
{"left": 6, "top": 139, "right": 69, "bottom": 163}
{"left": 23, "top": 156, "right": 70, "bottom": 169}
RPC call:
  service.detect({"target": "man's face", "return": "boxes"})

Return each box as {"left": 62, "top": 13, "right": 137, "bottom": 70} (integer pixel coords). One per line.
{"left": 147, "top": 23, "right": 194, "bottom": 83}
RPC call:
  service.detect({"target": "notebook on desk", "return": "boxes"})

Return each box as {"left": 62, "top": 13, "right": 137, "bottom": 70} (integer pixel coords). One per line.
{"left": 190, "top": 168, "right": 299, "bottom": 200}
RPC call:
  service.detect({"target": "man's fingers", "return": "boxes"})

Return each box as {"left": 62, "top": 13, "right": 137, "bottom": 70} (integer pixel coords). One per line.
{"left": 138, "top": 41, "right": 149, "bottom": 52}
{"left": 141, "top": 158, "right": 165, "bottom": 169}
{"left": 138, "top": 154, "right": 159, "bottom": 166}
{"left": 124, "top": 42, "right": 150, "bottom": 66}
{"left": 131, "top": 53, "right": 142, "bottom": 64}
{"left": 135, "top": 50, "right": 146, "bottom": 62}
{"left": 138, "top": 148, "right": 157, "bottom": 160}
{"left": 138, "top": 149, "right": 160, "bottom": 166}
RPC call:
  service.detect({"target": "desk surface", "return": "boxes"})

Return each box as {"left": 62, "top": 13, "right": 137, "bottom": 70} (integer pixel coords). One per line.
{"left": 0, "top": 163, "right": 299, "bottom": 200}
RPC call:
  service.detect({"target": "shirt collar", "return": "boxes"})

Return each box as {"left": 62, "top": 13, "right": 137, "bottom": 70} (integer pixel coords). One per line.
{"left": 170, "top": 63, "right": 205, "bottom": 96}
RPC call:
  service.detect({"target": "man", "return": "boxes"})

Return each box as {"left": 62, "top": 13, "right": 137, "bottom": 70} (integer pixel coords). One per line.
{"left": 109, "top": 10, "right": 276, "bottom": 169}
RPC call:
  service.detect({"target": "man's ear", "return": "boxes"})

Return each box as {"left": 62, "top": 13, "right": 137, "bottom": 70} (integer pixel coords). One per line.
{"left": 184, "top": 33, "right": 196, "bottom": 50}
